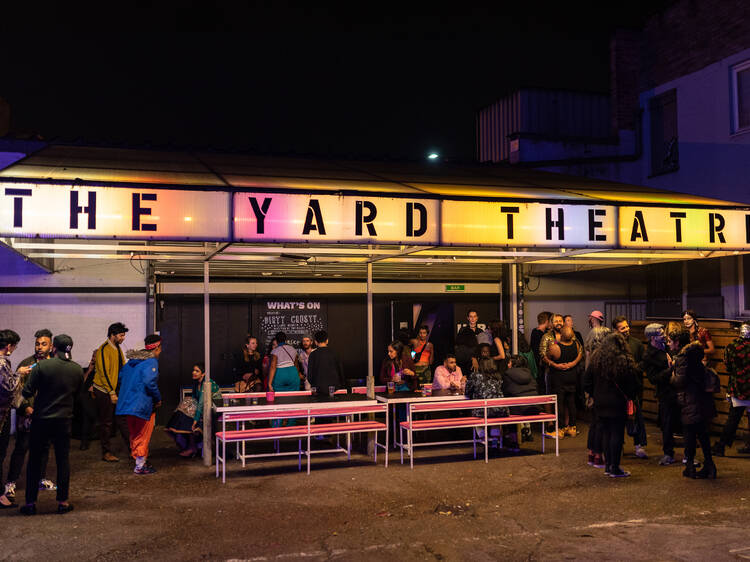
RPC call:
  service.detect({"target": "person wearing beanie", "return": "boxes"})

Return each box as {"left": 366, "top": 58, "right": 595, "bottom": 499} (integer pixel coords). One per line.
{"left": 19, "top": 334, "right": 83, "bottom": 515}
{"left": 115, "top": 335, "right": 163, "bottom": 475}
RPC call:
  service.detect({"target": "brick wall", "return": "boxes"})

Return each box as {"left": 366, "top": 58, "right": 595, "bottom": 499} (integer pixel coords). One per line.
{"left": 610, "top": 29, "right": 642, "bottom": 131}
{"left": 640, "top": 0, "right": 750, "bottom": 89}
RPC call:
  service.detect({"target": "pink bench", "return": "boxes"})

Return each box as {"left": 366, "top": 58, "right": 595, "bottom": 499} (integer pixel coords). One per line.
{"left": 215, "top": 404, "right": 389, "bottom": 481}
{"left": 400, "top": 395, "right": 559, "bottom": 468}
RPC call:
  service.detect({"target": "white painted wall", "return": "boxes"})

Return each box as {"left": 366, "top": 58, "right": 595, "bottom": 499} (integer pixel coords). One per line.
{"left": 523, "top": 267, "right": 647, "bottom": 339}
{"left": 0, "top": 248, "right": 147, "bottom": 364}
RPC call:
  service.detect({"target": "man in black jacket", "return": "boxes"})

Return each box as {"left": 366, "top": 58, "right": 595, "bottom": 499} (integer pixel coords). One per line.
{"left": 641, "top": 323, "right": 678, "bottom": 466}
{"left": 307, "top": 330, "right": 345, "bottom": 393}
{"left": 20, "top": 334, "right": 83, "bottom": 515}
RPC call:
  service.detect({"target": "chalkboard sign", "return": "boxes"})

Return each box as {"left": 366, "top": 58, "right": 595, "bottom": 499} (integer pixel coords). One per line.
{"left": 253, "top": 299, "right": 328, "bottom": 352}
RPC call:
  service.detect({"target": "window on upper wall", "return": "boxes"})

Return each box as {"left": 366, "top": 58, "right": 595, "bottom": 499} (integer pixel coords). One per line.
{"left": 732, "top": 59, "right": 750, "bottom": 134}
{"left": 649, "top": 89, "right": 679, "bottom": 176}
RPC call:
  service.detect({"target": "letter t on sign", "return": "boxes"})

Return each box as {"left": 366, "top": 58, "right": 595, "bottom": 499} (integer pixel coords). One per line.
{"left": 4, "top": 188, "right": 32, "bottom": 228}
{"left": 500, "top": 206, "right": 520, "bottom": 239}
{"left": 669, "top": 212, "right": 687, "bottom": 243}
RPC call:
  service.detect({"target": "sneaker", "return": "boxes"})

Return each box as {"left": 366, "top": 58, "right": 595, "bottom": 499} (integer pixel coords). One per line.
{"left": 39, "top": 479, "right": 57, "bottom": 491}
{"left": 544, "top": 429, "right": 564, "bottom": 440}
{"left": 658, "top": 455, "right": 676, "bottom": 466}
{"left": 682, "top": 458, "right": 701, "bottom": 468}
{"left": 134, "top": 464, "right": 157, "bottom": 475}
{"left": 587, "top": 453, "right": 595, "bottom": 466}
{"left": 609, "top": 468, "right": 631, "bottom": 478}
{"left": 3, "top": 482, "right": 16, "bottom": 500}
{"left": 634, "top": 445, "right": 648, "bottom": 459}
{"left": 564, "top": 426, "right": 579, "bottom": 437}
{"left": 592, "top": 454, "right": 606, "bottom": 469}
{"left": 711, "top": 442, "right": 725, "bottom": 457}
{"left": 604, "top": 466, "right": 612, "bottom": 475}
{"left": 102, "top": 452, "right": 119, "bottom": 462}
{"left": 521, "top": 427, "right": 533, "bottom": 442}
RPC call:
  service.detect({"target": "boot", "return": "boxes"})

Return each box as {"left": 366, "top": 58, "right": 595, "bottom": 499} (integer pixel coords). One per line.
{"left": 682, "top": 459, "right": 697, "bottom": 478}
{"left": 694, "top": 461, "right": 717, "bottom": 479}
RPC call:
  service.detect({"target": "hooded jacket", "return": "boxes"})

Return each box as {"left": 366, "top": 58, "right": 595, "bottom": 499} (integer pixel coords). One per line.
{"left": 502, "top": 367, "right": 537, "bottom": 397}
{"left": 115, "top": 349, "right": 161, "bottom": 420}
{"left": 670, "top": 341, "right": 715, "bottom": 424}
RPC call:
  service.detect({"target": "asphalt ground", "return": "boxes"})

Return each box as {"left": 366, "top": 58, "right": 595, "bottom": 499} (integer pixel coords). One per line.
{"left": 1, "top": 420, "right": 749, "bottom": 561}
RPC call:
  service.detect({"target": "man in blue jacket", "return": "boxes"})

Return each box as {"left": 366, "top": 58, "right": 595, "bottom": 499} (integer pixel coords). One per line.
{"left": 116, "top": 335, "right": 162, "bottom": 475}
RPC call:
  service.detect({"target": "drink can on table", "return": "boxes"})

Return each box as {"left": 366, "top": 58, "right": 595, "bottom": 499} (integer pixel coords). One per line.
{"left": 387, "top": 381, "right": 395, "bottom": 394}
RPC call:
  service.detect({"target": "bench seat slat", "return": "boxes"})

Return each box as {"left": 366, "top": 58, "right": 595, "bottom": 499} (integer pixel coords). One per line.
{"left": 217, "top": 421, "right": 386, "bottom": 441}
{"left": 222, "top": 405, "right": 386, "bottom": 422}
{"left": 411, "top": 395, "right": 555, "bottom": 412}
{"left": 400, "top": 413, "right": 556, "bottom": 430}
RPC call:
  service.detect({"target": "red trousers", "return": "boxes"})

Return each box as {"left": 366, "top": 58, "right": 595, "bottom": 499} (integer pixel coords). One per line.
{"left": 127, "top": 413, "right": 155, "bottom": 459}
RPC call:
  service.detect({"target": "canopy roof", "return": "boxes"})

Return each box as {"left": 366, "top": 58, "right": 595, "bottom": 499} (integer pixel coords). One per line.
{"left": 1, "top": 144, "right": 747, "bottom": 281}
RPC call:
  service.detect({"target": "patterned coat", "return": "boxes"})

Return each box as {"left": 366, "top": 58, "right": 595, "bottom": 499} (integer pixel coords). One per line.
{"left": 725, "top": 338, "right": 750, "bottom": 401}
{"left": 464, "top": 372, "right": 509, "bottom": 418}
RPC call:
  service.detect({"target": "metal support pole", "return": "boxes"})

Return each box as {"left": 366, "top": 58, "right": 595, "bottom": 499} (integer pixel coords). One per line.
{"left": 366, "top": 261, "right": 375, "bottom": 456}
{"left": 367, "top": 262, "right": 374, "bottom": 398}
{"left": 202, "top": 261, "right": 212, "bottom": 466}
{"left": 510, "top": 263, "right": 519, "bottom": 355}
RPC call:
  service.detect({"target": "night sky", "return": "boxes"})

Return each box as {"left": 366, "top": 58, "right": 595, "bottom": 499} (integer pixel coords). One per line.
{"left": 1, "top": 3, "right": 665, "bottom": 161}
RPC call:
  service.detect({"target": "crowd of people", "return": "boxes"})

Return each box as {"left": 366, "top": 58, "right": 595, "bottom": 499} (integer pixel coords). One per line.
{"left": 0, "top": 307, "right": 748, "bottom": 514}
{"left": 0, "top": 324, "right": 165, "bottom": 515}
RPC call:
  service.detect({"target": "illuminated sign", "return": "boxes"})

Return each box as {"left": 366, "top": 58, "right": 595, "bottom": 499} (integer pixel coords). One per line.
{"left": 0, "top": 183, "right": 230, "bottom": 240}
{"left": 441, "top": 201, "right": 616, "bottom": 247}
{"left": 619, "top": 207, "right": 750, "bottom": 249}
{"left": 233, "top": 192, "right": 440, "bottom": 244}
{"left": 2, "top": 183, "right": 748, "bottom": 251}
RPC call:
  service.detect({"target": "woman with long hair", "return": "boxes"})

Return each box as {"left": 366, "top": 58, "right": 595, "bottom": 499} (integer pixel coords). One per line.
{"left": 682, "top": 309, "right": 715, "bottom": 360}
{"left": 489, "top": 320, "right": 510, "bottom": 375}
{"left": 165, "top": 362, "right": 221, "bottom": 458}
{"left": 378, "top": 340, "right": 417, "bottom": 391}
{"left": 582, "top": 326, "right": 611, "bottom": 469}
{"left": 588, "top": 332, "right": 639, "bottom": 477}
{"left": 233, "top": 335, "right": 263, "bottom": 392}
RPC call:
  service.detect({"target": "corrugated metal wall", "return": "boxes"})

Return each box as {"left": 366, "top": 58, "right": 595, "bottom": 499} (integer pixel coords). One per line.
{"left": 476, "top": 91, "right": 521, "bottom": 163}
{"left": 477, "top": 89, "right": 611, "bottom": 162}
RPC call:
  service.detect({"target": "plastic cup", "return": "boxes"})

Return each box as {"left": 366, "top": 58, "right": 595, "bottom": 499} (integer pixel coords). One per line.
{"left": 266, "top": 391, "right": 275, "bottom": 402}
{"left": 387, "top": 381, "right": 395, "bottom": 394}
{"left": 328, "top": 385, "right": 335, "bottom": 398}
{"left": 424, "top": 387, "right": 432, "bottom": 396}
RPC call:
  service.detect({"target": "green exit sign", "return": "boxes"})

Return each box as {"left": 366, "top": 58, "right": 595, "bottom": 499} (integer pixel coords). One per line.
{"left": 445, "top": 284, "right": 465, "bottom": 292}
